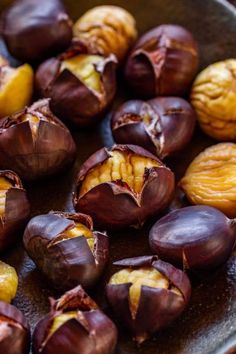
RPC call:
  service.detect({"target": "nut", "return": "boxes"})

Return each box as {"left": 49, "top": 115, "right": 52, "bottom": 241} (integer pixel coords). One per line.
{"left": 191, "top": 59, "right": 236, "bottom": 140}
{"left": 0, "top": 261, "right": 18, "bottom": 303}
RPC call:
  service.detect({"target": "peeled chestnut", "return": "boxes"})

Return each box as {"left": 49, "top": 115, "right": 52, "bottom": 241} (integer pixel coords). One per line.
{"left": 0, "top": 170, "right": 30, "bottom": 252}
{"left": 35, "top": 47, "right": 117, "bottom": 127}
{"left": 33, "top": 285, "right": 117, "bottom": 354}
{"left": 0, "top": 99, "right": 76, "bottom": 180}
{"left": 112, "top": 97, "right": 196, "bottom": 158}
{"left": 23, "top": 212, "right": 109, "bottom": 291}
{"left": 0, "top": 260, "right": 18, "bottom": 303}
{"left": 73, "top": 144, "right": 175, "bottom": 229}
{"left": 0, "top": 301, "right": 30, "bottom": 354}
{"left": 125, "top": 24, "right": 199, "bottom": 98}
{"left": 1, "top": 0, "right": 72, "bottom": 62}
{"left": 149, "top": 206, "right": 236, "bottom": 271}
{"left": 106, "top": 255, "right": 191, "bottom": 343}
{"left": 73, "top": 5, "right": 137, "bottom": 62}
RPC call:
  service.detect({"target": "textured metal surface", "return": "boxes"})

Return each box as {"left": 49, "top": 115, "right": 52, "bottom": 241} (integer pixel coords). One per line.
{"left": 1, "top": 0, "right": 236, "bottom": 353}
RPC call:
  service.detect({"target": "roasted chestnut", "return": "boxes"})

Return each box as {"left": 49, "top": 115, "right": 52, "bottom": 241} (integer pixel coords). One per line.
{"left": 0, "top": 56, "right": 33, "bottom": 118}
{"left": 0, "top": 170, "right": 30, "bottom": 252}
{"left": 111, "top": 97, "right": 196, "bottom": 159}
{"left": 125, "top": 24, "right": 199, "bottom": 98}
{"left": 0, "top": 301, "right": 30, "bottom": 354}
{"left": 73, "top": 144, "right": 175, "bottom": 229}
{"left": 0, "top": 260, "right": 18, "bottom": 303}
{"left": 1, "top": 0, "right": 72, "bottom": 62}
{"left": 23, "top": 212, "right": 109, "bottom": 291}
{"left": 33, "top": 285, "right": 117, "bottom": 354}
{"left": 73, "top": 5, "right": 137, "bottom": 62}
{"left": 106, "top": 255, "right": 191, "bottom": 343}
{"left": 0, "top": 99, "right": 76, "bottom": 180}
{"left": 35, "top": 47, "right": 117, "bottom": 127}
{"left": 149, "top": 206, "right": 236, "bottom": 271}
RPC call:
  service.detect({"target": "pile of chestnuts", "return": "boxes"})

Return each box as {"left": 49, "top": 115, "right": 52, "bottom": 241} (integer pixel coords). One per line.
{"left": 0, "top": 0, "right": 235, "bottom": 353}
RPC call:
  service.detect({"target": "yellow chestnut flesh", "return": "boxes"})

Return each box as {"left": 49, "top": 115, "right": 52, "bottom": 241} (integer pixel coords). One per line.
{"left": 21, "top": 114, "right": 40, "bottom": 137}
{"left": 80, "top": 151, "right": 159, "bottom": 197}
{"left": 60, "top": 55, "right": 103, "bottom": 93}
{"left": 179, "top": 142, "right": 236, "bottom": 217}
{"left": 191, "top": 59, "right": 236, "bottom": 140}
{"left": 0, "top": 260, "right": 18, "bottom": 303}
{"left": 0, "top": 177, "right": 13, "bottom": 216}
{"left": 49, "top": 312, "right": 77, "bottom": 336}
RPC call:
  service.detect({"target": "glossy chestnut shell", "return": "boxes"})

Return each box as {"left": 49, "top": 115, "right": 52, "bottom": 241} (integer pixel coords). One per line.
{"left": 125, "top": 24, "right": 199, "bottom": 98}
{"left": 23, "top": 212, "right": 109, "bottom": 291}
{"left": 111, "top": 97, "right": 196, "bottom": 159}
{"left": 73, "top": 144, "right": 175, "bottom": 230}
{"left": 1, "top": 0, "right": 72, "bottom": 62}
{"left": 149, "top": 205, "right": 236, "bottom": 271}
{"left": 33, "top": 285, "right": 117, "bottom": 354}
{"left": 106, "top": 255, "right": 191, "bottom": 343}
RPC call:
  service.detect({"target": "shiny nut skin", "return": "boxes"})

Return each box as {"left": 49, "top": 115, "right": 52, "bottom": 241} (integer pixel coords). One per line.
{"left": 106, "top": 255, "right": 191, "bottom": 343}
{"left": 179, "top": 142, "right": 236, "bottom": 217}
{"left": 0, "top": 99, "right": 76, "bottom": 181}
{"left": 149, "top": 205, "right": 236, "bottom": 271}
{"left": 1, "top": 0, "right": 72, "bottom": 62}
{"left": 191, "top": 59, "right": 236, "bottom": 141}
{"left": 23, "top": 212, "right": 109, "bottom": 291}
{"left": 73, "top": 5, "right": 137, "bottom": 62}
{"left": 33, "top": 285, "right": 117, "bottom": 354}
{"left": 112, "top": 97, "right": 196, "bottom": 159}
{"left": 0, "top": 301, "right": 30, "bottom": 354}
{"left": 125, "top": 24, "right": 199, "bottom": 98}
{"left": 0, "top": 260, "right": 18, "bottom": 303}
{"left": 73, "top": 144, "right": 175, "bottom": 230}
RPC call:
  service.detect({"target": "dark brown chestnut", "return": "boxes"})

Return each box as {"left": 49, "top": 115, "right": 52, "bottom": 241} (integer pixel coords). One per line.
{"left": 35, "top": 46, "right": 117, "bottom": 127}
{"left": 23, "top": 212, "right": 109, "bottom": 291}
{"left": 33, "top": 285, "right": 117, "bottom": 354}
{"left": 149, "top": 205, "right": 236, "bottom": 271}
{"left": 0, "top": 99, "right": 76, "bottom": 181}
{"left": 125, "top": 24, "right": 199, "bottom": 98}
{"left": 0, "top": 170, "right": 30, "bottom": 252}
{"left": 0, "top": 301, "right": 30, "bottom": 354}
{"left": 1, "top": 0, "right": 72, "bottom": 62}
{"left": 111, "top": 97, "right": 196, "bottom": 159}
{"left": 106, "top": 255, "right": 191, "bottom": 343}
{"left": 73, "top": 144, "right": 175, "bottom": 230}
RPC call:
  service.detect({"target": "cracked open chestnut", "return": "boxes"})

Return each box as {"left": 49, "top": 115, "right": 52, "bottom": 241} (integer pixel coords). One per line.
{"left": 0, "top": 260, "right": 18, "bottom": 303}
{"left": 35, "top": 46, "right": 117, "bottom": 127}
{"left": 0, "top": 301, "right": 30, "bottom": 354}
{"left": 1, "top": 0, "right": 72, "bottom": 62}
{"left": 0, "top": 99, "right": 76, "bottom": 181}
{"left": 33, "top": 285, "right": 117, "bottom": 354}
{"left": 149, "top": 205, "right": 236, "bottom": 271}
{"left": 111, "top": 97, "right": 196, "bottom": 159}
{"left": 125, "top": 24, "right": 199, "bottom": 98}
{"left": 23, "top": 212, "right": 109, "bottom": 291}
{"left": 106, "top": 255, "right": 191, "bottom": 343}
{"left": 0, "top": 170, "right": 30, "bottom": 252}
{"left": 73, "top": 144, "right": 175, "bottom": 229}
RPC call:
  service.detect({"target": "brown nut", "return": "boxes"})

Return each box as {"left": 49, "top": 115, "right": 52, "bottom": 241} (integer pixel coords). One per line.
{"left": 191, "top": 59, "right": 236, "bottom": 141}
{"left": 179, "top": 142, "right": 236, "bottom": 217}
{"left": 73, "top": 5, "right": 137, "bottom": 62}
{"left": 0, "top": 260, "right": 18, "bottom": 303}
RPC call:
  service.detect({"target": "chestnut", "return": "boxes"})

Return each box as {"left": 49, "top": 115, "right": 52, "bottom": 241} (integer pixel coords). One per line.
{"left": 149, "top": 206, "right": 236, "bottom": 271}
{"left": 35, "top": 47, "right": 117, "bottom": 127}
{"left": 0, "top": 99, "right": 76, "bottom": 180}
{"left": 106, "top": 255, "right": 191, "bottom": 343}
{"left": 1, "top": 0, "right": 72, "bottom": 62}
{"left": 73, "top": 144, "right": 175, "bottom": 230}
{"left": 33, "top": 285, "right": 117, "bottom": 354}
{"left": 125, "top": 24, "right": 199, "bottom": 98}
{"left": 111, "top": 97, "right": 196, "bottom": 159}
{"left": 0, "top": 260, "right": 18, "bottom": 303}
{"left": 0, "top": 170, "right": 30, "bottom": 252}
{"left": 23, "top": 212, "right": 109, "bottom": 291}
{"left": 0, "top": 56, "right": 33, "bottom": 118}
{"left": 0, "top": 301, "right": 30, "bottom": 354}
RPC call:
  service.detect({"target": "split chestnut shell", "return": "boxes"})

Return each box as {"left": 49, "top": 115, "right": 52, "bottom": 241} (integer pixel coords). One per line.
{"left": 73, "top": 144, "right": 175, "bottom": 229}
{"left": 149, "top": 205, "right": 236, "bottom": 271}
{"left": 23, "top": 212, "right": 109, "bottom": 291}
{"left": 33, "top": 285, "right": 117, "bottom": 354}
